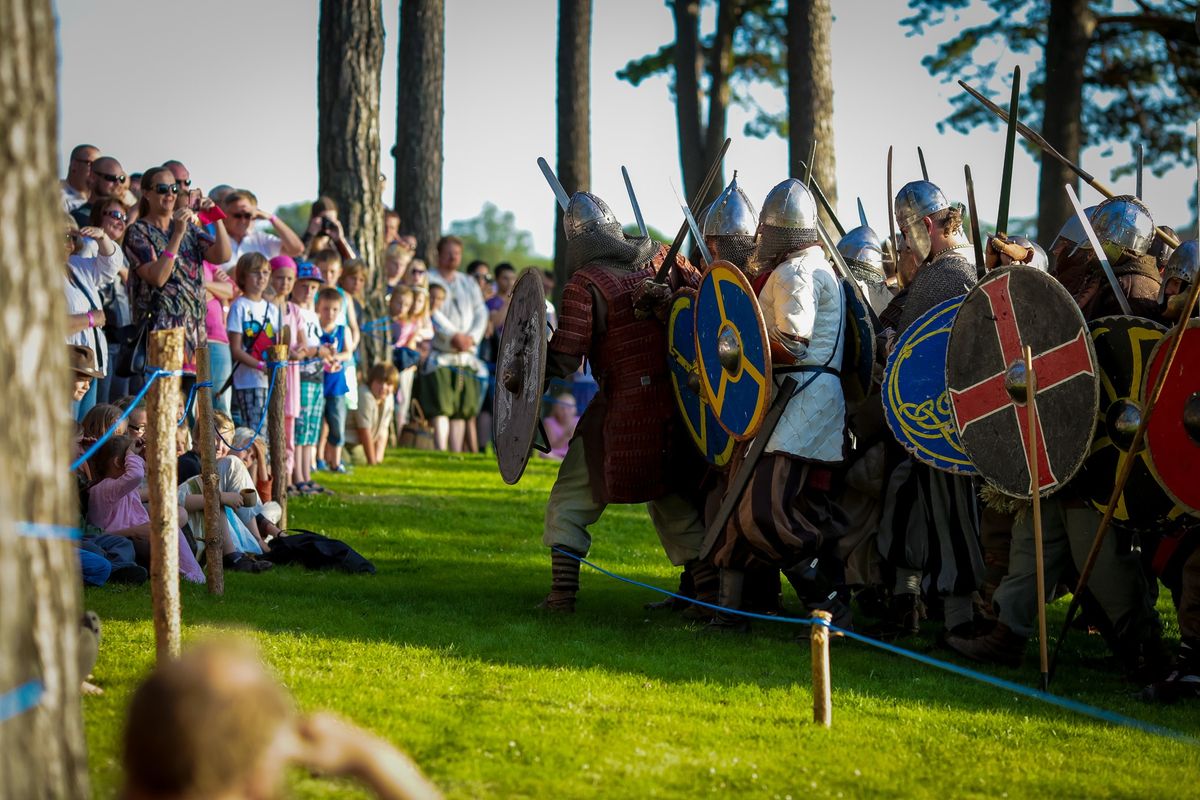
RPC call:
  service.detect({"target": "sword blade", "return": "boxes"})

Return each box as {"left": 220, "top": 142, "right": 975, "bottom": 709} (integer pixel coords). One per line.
{"left": 1136, "top": 143, "right": 1144, "bottom": 199}
{"left": 672, "top": 179, "right": 712, "bottom": 268}
{"left": 800, "top": 159, "right": 846, "bottom": 238}
{"left": 656, "top": 137, "right": 732, "bottom": 282}
{"left": 622, "top": 166, "right": 648, "bottom": 238}
{"left": 537, "top": 157, "right": 570, "bottom": 211}
{"left": 965, "top": 164, "right": 986, "bottom": 278}
{"left": 1065, "top": 183, "right": 1132, "bottom": 315}
{"left": 804, "top": 140, "right": 818, "bottom": 187}
{"left": 996, "top": 66, "right": 1021, "bottom": 237}
{"left": 857, "top": 197, "right": 868, "bottom": 229}
{"left": 886, "top": 145, "right": 899, "bottom": 280}
{"left": 918, "top": 146, "right": 929, "bottom": 181}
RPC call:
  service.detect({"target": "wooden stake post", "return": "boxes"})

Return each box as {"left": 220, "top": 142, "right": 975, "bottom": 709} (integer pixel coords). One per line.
{"left": 194, "top": 345, "right": 224, "bottom": 595}
{"left": 810, "top": 609, "right": 832, "bottom": 727}
{"left": 268, "top": 343, "right": 289, "bottom": 529}
{"left": 1023, "top": 346, "right": 1050, "bottom": 691}
{"left": 147, "top": 329, "right": 184, "bottom": 661}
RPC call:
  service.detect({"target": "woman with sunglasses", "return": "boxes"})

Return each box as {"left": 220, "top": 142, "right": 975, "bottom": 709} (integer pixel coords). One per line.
{"left": 86, "top": 199, "right": 134, "bottom": 403}
{"left": 124, "top": 168, "right": 231, "bottom": 391}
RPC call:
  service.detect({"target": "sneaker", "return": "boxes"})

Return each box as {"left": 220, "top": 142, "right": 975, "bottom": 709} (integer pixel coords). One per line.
{"left": 315, "top": 460, "right": 328, "bottom": 471}
{"left": 332, "top": 463, "right": 350, "bottom": 474}
{"left": 224, "top": 553, "right": 273, "bottom": 574}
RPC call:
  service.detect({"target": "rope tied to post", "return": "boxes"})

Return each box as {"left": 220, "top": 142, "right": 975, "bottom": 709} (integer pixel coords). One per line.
{"left": 70, "top": 368, "right": 189, "bottom": 471}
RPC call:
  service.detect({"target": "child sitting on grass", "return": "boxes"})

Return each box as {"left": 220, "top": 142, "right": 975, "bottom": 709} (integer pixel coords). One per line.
{"left": 88, "top": 435, "right": 205, "bottom": 584}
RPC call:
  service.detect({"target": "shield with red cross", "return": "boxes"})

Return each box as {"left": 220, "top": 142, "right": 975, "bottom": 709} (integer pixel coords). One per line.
{"left": 1142, "top": 320, "right": 1200, "bottom": 515}
{"left": 946, "top": 267, "right": 1100, "bottom": 499}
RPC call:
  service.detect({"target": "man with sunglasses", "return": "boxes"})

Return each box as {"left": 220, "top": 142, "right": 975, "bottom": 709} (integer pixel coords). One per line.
{"left": 72, "top": 155, "right": 134, "bottom": 227}
{"left": 218, "top": 189, "right": 305, "bottom": 269}
{"left": 61, "top": 143, "right": 99, "bottom": 213}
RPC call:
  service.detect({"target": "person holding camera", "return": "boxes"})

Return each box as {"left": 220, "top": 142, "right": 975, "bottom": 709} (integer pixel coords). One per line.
{"left": 219, "top": 188, "right": 305, "bottom": 269}
{"left": 66, "top": 217, "right": 123, "bottom": 417}
{"left": 303, "top": 196, "right": 358, "bottom": 261}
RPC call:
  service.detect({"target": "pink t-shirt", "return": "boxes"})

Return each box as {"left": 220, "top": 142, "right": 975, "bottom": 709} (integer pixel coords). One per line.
{"left": 203, "top": 261, "right": 229, "bottom": 344}
{"left": 539, "top": 414, "right": 578, "bottom": 460}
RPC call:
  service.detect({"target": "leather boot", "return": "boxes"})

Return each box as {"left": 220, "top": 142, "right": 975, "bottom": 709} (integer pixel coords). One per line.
{"left": 645, "top": 566, "right": 695, "bottom": 611}
{"left": 538, "top": 548, "right": 580, "bottom": 613}
{"left": 680, "top": 560, "right": 719, "bottom": 622}
{"left": 944, "top": 621, "right": 1026, "bottom": 668}
{"left": 1139, "top": 637, "right": 1200, "bottom": 704}
{"left": 704, "top": 569, "right": 750, "bottom": 633}
{"left": 783, "top": 557, "right": 854, "bottom": 632}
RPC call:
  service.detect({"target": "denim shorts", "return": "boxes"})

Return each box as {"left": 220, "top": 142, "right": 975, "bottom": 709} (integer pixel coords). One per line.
{"left": 324, "top": 394, "right": 347, "bottom": 446}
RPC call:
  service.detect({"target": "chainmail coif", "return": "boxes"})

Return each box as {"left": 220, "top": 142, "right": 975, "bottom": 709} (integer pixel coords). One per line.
{"left": 708, "top": 234, "right": 757, "bottom": 273}
{"left": 749, "top": 224, "right": 818, "bottom": 274}
{"left": 566, "top": 222, "right": 658, "bottom": 273}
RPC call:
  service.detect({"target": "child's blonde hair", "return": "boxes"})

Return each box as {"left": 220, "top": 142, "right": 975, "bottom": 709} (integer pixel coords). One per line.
{"left": 389, "top": 285, "right": 416, "bottom": 322}
{"left": 235, "top": 252, "right": 271, "bottom": 292}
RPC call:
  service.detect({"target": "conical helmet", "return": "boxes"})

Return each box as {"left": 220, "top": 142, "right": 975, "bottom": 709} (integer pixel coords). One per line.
{"left": 1159, "top": 238, "right": 1198, "bottom": 305}
{"left": 1089, "top": 194, "right": 1155, "bottom": 257}
{"left": 1054, "top": 205, "right": 1098, "bottom": 247}
{"left": 563, "top": 191, "right": 620, "bottom": 241}
{"left": 759, "top": 178, "right": 818, "bottom": 231}
{"left": 893, "top": 180, "right": 949, "bottom": 263}
{"left": 703, "top": 174, "right": 758, "bottom": 238}
{"left": 837, "top": 225, "right": 884, "bottom": 277}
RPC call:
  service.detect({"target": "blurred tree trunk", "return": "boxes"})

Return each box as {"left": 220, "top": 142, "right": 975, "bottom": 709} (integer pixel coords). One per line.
{"left": 0, "top": 0, "right": 89, "bottom": 796}
{"left": 673, "top": 0, "right": 704, "bottom": 204}
{"left": 394, "top": 0, "right": 445, "bottom": 268}
{"left": 702, "top": 0, "right": 738, "bottom": 197}
{"left": 1037, "top": 0, "right": 1092, "bottom": 245}
{"left": 787, "top": 0, "right": 837, "bottom": 228}
{"left": 319, "top": 0, "right": 387, "bottom": 364}
{"left": 554, "top": 0, "right": 592, "bottom": 300}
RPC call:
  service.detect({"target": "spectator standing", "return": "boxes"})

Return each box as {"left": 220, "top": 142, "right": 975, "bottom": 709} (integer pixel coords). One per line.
{"left": 417, "top": 236, "right": 487, "bottom": 452}
{"left": 227, "top": 253, "right": 281, "bottom": 434}
{"left": 270, "top": 255, "right": 307, "bottom": 481}
{"left": 289, "top": 263, "right": 328, "bottom": 493}
{"left": 384, "top": 241, "right": 415, "bottom": 296}
{"left": 384, "top": 208, "right": 402, "bottom": 244}
{"left": 203, "top": 260, "right": 235, "bottom": 414}
{"left": 390, "top": 285, "right": 432, "bottom": 432}
{"left": 71, "top": 155, "right": 134, "bottom": 227}
{"left": 346, "top": 363, "right": 399, "bottom": 465}
{"left": 404, "top": 258, "right": 429, "bottom": 290}
{"left": 315, "top": 249, "right": 360, "bottom": 420}
{"left": 219, "top": 189, "right": 304, "bottom": 268}
{"left": 303, "top": 196, "right": 357, "bottom": 261}
{"left": 69, "top": 345, "right": 103, "bottom": 404}
{"left": 124, "top": 167, "right": 231, "bottom": 387}
{"left": 539, "top": 391, "right": 578, "bottom": 460}
{"left": 317, "top": 288, "right": 353, "bottom": 473}
{"left": 62, "top": 143, "right": 99, "bottom": 213}
{"left": 86, "top": 199, "right": 134, "bottom": 403}
{"left": 66, "top": 219, "right": 122, "bottom": 418}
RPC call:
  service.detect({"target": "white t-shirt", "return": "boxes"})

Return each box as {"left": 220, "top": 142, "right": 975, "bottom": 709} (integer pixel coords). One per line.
{"left": 220, "top": 228, "right": 282, "bottom": 270}
{"left": 227, "top": 296, "right": 281, "bottom": 390}
{"left": 298, "top": 306, "right": 323, "bottom": 381}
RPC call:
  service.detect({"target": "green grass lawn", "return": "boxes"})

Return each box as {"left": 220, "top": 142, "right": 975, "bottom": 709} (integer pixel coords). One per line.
{"left": 83, "top": 450, "right": 1200, "bottom": 798}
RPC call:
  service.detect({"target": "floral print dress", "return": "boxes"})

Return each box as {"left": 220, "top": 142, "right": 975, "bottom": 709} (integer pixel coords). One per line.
{"left": 124, "top": 219, "right": 214, "bottom": 371}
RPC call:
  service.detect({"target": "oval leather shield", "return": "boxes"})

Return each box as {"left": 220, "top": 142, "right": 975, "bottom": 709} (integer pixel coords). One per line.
{"left": 842, "top": 279, "right": 877, "bottom": 404}
{"left": 668, "top": 290, "right": 734, "bottom": 467}
{"left": 695, "top": 261, "right": 773, "bottom": 441}
{"left": 494, "top": 267, "right": 549, "bottom": 484}
{"left": 883, "top": 295, "right": 976, "bottom": 473}
{"left": 1078, "top": 317, "right": 1183, "bottom": 529}
{"left": 947, "top": 267, "right": 1099, "bottom": 499}
{"left": 1143, "top": 320, "right": 1200, "bottom": 514}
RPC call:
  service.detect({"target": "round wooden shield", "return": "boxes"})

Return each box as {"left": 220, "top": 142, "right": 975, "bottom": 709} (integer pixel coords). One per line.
{"left": 667, "top": 290, "right": 734, "bottom": 467}
{"left": 1143, "top": 320, "right": 1200, "bottom": 514}
{"left": 842, "top": 279, "right": 877, "bottom": 404}
{"left": 1078, "top": 317, "right": 1184, "bottom": 529}
{"left": 883, "top": 295, "right": 976, "bottom": 474}
{"left": 695, "top": 261, "right": 773, "bottom": 441}
{"left": 947, "top": 267, "right": 1099, "bottom": 499}
{"left": 494, "top": 267, "right": 549, "bottom": 485}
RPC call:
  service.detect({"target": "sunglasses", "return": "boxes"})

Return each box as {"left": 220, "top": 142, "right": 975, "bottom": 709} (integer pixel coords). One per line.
{"left": 128, "top": 424, "right": 146, "bottom": 434}
{"left": 95, "top": 171, "right": 126, "bottom": 184}
{"left": 231, "top": 212, "right": 255, "bottom": 220}
{"left": 410, "top": 268, "right": 427, "bottom": 275}
{"left": 152, "top": 183, "right": 180, "bottom": 195}
{"left": 104, "top": 209, "right": 128, "bottom": 223}
{"left": 178, "top": 178, "right": 192, "bottom": 187}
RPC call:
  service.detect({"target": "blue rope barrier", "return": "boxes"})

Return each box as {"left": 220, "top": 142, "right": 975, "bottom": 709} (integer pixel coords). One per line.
{"left": 71, "top": 368, "right": 187, "bottom": 471}
{"left": 177, "top": 381, "right": 213, "bottom": 427}
{"left": 215, "top": 363, "right": 279, "bottom": 452}
{"left": 0, "top": 680, "right": 42, "bottom": 723}
{"left": 15, "top": 522, "right": 81, "bottom": 540}
{"left": 552, "top": 547, "right": 1200, "bottom": 748}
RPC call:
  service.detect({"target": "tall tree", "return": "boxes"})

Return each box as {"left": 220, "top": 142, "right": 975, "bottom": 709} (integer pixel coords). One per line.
{"left": 0, "top": 0, "right": 89, "bottom": 795}
{"left": 554, "top": 0, "right": 592, "bottom": 297}
{"left": 903, "top": 0, "right": 1200, "bottom": 243}
{"left": 787, "top": 0, "right": 836, "bottom": 224}
{"left": 318, "top": 0, "right": 386, "bottom": 361}
{"left": 394, "top": 0, "right": 445, "bottom": 267}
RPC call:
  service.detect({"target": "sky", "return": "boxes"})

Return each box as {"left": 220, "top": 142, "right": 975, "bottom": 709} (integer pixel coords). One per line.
{"left": 55, "top": 0, "right": 1196, "bottom": 257}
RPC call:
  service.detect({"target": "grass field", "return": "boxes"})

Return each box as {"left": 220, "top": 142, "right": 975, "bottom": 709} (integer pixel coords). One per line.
{"left": 82, "top": 450, "right": 1200, "bottom": 798}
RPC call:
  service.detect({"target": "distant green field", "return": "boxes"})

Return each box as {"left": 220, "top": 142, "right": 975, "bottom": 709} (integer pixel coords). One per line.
{"left": 82, "top": 450, "right": 1200, "bottom": 798}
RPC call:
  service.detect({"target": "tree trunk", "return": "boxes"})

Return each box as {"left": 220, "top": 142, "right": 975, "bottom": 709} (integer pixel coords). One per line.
{"left": 0, "top": 0, "right": 89, "bottom": 795}
{"left": 702, "top": 0, "right": 739, "bottom": 199}
{"left": 394, "top": 0, "right": 445, "bottom": 268}
{"left": 673, "top": 0, "right": 705, "bottom": 205}
{"left": 1037, "top": 0, "right": 1092, "bottom": 245}
{"left": 787, "top": 0, "right": 837, "bottom": 228}
{"left": 554, "top": 0, "right": 592, "bottom": 299}
{"left": 319, "top": 0, "right": 386, "bottom": 362}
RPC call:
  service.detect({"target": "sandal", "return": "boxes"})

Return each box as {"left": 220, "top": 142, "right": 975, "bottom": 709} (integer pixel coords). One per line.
{"left": 224, "top": 553, "right": 274, "bottom": 574}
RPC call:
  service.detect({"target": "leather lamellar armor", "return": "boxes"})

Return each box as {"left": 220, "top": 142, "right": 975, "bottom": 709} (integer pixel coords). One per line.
{"left": 550, "top": 246, "right": 698, "bottom": 503}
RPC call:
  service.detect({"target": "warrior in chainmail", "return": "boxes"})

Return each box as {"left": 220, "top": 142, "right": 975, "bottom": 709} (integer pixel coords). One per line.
{"left": 837, "top": 225, "right": 895, "bottom": 316}
{"left": 538, "top": 189, "right": 714, "bottom": 614}
{"left": 874, "top": 179, "right": 983, "bottom": 640}
{"left": 702, "top": 174, "right": 758, "bottom": 273}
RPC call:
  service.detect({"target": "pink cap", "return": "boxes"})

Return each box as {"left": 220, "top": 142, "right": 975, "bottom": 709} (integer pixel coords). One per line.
{"left": 269, "top": 255, "right": 297, "bottom": 273}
